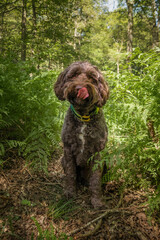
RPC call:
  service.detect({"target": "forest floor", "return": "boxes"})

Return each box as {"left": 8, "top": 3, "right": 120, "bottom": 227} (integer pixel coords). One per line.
{"left": 0, "top": 150, "right": 160, "bottom": 240}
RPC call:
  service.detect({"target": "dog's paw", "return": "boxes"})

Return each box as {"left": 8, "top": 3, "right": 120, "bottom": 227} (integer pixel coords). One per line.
{"left": 91, "top": 197, "right": 106, "bottom": 209}
{"left": 64, "top": 188, "right": 76, "bottom": 199}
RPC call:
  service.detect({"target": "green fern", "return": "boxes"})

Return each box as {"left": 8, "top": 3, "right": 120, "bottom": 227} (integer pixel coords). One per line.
{"left": 21, "top": 129, "right": 49, "bottom": 172}
{"left": 147, "top": 185, "right": 160, "bottom": 216}
{"left": 48, "top": 198, "right": 79, "bottom": 220}
{"left": 0, "top": 58, "right": 64, "bottom": 171}
{"left": 0, "top": 143, "right": 5, "bottom": 156}
{"left": 101, "top": 50, "right": 160, "bottom": 214}
{"left": 31, "top": 217, "right": 72, "bottom": 240}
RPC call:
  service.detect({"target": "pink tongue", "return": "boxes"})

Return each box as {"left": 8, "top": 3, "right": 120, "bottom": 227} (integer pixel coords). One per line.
{"left": 77, "top": 87, "right": 89, "bottom": 99}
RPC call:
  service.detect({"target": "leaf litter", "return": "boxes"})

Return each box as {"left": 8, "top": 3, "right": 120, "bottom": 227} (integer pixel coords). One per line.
{"left": 0, "top": 154, "right": 160, "bottom": 240}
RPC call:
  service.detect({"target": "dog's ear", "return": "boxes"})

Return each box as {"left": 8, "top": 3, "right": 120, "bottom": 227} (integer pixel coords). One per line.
{"left": 54, "top": 62, "right": 82, "bottom": 100}
{"left": 96, "top": 72, "right": 109, "bottom": 107}
{"left": 54, "top": 69, "right": 68, "bottom": 100}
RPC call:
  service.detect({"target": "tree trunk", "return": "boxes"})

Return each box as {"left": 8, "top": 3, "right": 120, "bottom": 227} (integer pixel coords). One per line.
{"left": 126, "top": 0, "right": 134, "bottom": 53}
{"left": 151, "top": 0, "right": 159, "bottom": 48}
{"left": 1, "top": 12, "right": 4, "bottom": 54}
{"left": 31, "top": 0, "right": 37, "bottom": 59}
{"left": 158, "top": 3, "right": 160, "bottom": 30}
{"left": 147, "top": 120, "right": 158, "bottom": 143}
{"left": 32, "top": 0, "right": 37, "bottom": 33}
{"left": 116, "top": 40, "right": 123, "bottom": 74}
{"left": 74, "top": 20, "right": 78, "bottom": 50}
{"left": 21, "top": 0, "right": 27, "bottom": 61}
{"left": 116, "top": 60, "right": 120, "bottom": 74}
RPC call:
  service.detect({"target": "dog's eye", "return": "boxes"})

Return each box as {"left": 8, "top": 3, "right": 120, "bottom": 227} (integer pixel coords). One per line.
{"left": 87, "top": 72, "right": 98, "bottom": 82}
{"left": 68, "top": 74, "right": 79, "bottom": 81}
{"left": 67, "top": 68, "right": 81, "bottom": 79}
{"left": 68, "top": 72, "right": 80, "bottom": 80}
{"left": 90, "top": 76, "right": 98, "bottom": 84}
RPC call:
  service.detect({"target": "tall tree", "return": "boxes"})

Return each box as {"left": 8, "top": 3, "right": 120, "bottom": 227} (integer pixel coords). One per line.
{"left": 126, "top": 0, "right": 134, "bottom": 53}
{"left": 21, "top": 0, "right": 27, "bottom": 61}
{"left": 32, "top": 0, "right": 36, "bottom": 29}
{"left": 0, "top": 11, "right": 4, "bottom": 54}
{"left": 151, "top": 0, "right": 159, "bottom": 47}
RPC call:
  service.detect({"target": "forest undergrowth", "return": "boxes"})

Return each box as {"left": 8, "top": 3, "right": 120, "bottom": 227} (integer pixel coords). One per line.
{"left": 0, "top": 150, "right": 160, "bottom": 239}
{"left": 0, "top": 49, "right": 160, "bottom": 239}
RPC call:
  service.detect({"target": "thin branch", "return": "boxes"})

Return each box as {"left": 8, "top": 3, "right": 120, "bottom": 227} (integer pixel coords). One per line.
{"left": 68, "top": 208, "right": 130, "bottom": 236}
{"left": 77, "top": 219, "right": 102, "bottom": 239}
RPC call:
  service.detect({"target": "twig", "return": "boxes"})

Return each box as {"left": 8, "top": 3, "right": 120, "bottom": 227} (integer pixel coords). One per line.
{"left": 21, "top": 163, "right": 33, "bottom": 177}
{"left": 68, "top": 208, "right": 130, "bottom": 236}
{"left": 1, "top": 172, "right": 11, "bottom": 185}
{"left": 37, "top": 181, "right": 62, "bottom": 187}
{"left": 77, "top": 219, "right": 102, "bottom": 239}
{"left": 116, "top": 191, "right": 124, "bottom": 208}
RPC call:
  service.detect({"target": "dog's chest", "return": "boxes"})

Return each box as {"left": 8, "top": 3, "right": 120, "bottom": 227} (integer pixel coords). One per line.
{"left": 78, "top": 124, "right": 87, "bottom": 153}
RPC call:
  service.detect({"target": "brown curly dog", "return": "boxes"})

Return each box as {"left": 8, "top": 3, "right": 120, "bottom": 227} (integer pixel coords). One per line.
{"left": 54, "top": 61, "right": 109, "bottom": 208}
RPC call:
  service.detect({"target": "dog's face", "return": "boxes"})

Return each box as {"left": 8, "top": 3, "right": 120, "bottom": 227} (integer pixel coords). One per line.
{"left": 54, "top": 62, "right": 109, "bottom": 109}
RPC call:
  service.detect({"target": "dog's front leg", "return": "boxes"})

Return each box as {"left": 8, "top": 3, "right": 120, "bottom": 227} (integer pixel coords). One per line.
{"left": 89, "top": 154, "right": 105, "bottom": 208}
{"left": 62, "top": 147, "right": 77, "bottom": 198}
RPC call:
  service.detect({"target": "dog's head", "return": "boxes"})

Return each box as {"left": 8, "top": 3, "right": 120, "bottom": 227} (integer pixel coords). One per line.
{"left": 54, "top": 62, "right": 109, "bottom": 108}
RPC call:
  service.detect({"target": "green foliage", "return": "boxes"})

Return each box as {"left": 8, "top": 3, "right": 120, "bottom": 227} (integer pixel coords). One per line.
{"left": 32, "top": 217, "right": 72, "bottom": 240}
{"left": 103, "top": 49, "right": 160, "bottom": 189}
{"left": 147, "top": 185, "right": 160, "bottom": 216}
{"left": 21, "top": 199, "right": 36, "bottom": 207}
{"left": 0, "top": 57, "right": 66, "bottom": 171}
{"left": 0, "top": 0, "right": 105, "bottom": 67}
{"left": 48, "top": 199, "right": 79, "bottom": 220}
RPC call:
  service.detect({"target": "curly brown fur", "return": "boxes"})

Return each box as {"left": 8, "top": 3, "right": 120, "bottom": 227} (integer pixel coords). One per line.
{"left": 54, "top": 61, "right": 109, "bottom": 208}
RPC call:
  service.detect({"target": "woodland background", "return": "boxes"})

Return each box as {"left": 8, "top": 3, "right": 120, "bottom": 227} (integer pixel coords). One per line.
{"left": 0, "top": 0, "right": 160, "bottom": 237}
